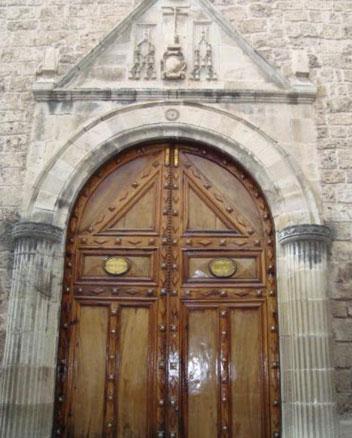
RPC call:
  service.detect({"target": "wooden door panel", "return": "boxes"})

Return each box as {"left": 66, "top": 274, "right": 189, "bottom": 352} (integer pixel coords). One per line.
{"left": 183, "top": 306, "right": 219, "bottom": 438}
{"left": 183, "top": 250, "right": 263, "bottom": 285}
{"left": 78, "top": 154, "right": 161, "bottom": 235}
{"left": 181, "top": 151, "right": 263, "bottom": 236}
{"left": 177, "top": 146, "right": 279, "bottom": 437}
{"left": 181, "top": 156, "right": 257, "bottom": 238}
{"left": 117, "top": 304, "right": 157, "bottom": 437}
{"left": 68, "top": 304, "right": 109, "bottom": 437}
{"left": 105, "top": 177, "right": 160, "bottom": 233}
{"left": 66, "top": 301, "right": 158, "bottom": 438}
{"left": 79, "top": 251, "right": 155, "bottom": 282}
{"left": 186, "top": 184, "right": 232, "bottom": 232}
{"left": 181, "top": 302, "right": 267, "bottom": 438}
{"left": 230, "top": 305, "right": 265, "bottom": 438}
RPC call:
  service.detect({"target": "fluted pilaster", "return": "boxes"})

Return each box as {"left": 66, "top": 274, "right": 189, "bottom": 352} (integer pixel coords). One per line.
{"left": 0, "top": 222, "right": 63, "bottom": 438}
{"left": 278, "top": 224, "right": 337, "bottom": 438}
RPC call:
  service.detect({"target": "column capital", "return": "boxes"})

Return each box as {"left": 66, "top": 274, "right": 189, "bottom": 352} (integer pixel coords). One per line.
{"left": 278, "top": 224, "right": 332, "bottom": 245}
{"left": 12, "top": 221, "right": 63, "bottom": 243}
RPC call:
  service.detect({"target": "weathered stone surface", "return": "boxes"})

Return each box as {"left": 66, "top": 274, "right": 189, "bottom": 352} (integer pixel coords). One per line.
{"left": 337, "top": 393, "right": 352, "bottom": 417}
{"left": 331, "top": 301, "right": 348, "bottom": 319}
{"left": 334, "top": 343, "right": 352, "bottom": 369}
{"left": 340, "top": 420, "right": 352, "bottom": 438}
{"left": 333, "top": 320, "right": 352, "bottom": 342}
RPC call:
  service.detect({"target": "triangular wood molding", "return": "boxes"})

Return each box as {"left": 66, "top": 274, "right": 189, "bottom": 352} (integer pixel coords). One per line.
{"left": 184, "top": 177, "right": 244, "bottom": 235}
{"left": 97, "top": 176, "right": 160, "bottom": 234}
{"left": 33, "top": 0, "right": 316, "bottom": 103}
{"left": 81, "top": 159, "right": 162, "bottom": 236}
{"left": 182, "top": 161, "right": 256, "bottom": 237}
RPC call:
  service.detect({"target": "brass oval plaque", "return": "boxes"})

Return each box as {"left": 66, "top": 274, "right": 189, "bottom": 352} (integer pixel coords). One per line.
{"left": 104, "top": 257, "right": 130, "bottom": 276}
{"left": 208, "top": 258, "right": 237, "bottom": 278}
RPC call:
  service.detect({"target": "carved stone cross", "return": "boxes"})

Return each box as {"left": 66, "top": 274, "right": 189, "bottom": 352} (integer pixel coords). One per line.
{"left": 161, "top": 5, "right": 189, "bottom": 80}
{"left": 162, "top": 6, "right": 189, "bottom": 43}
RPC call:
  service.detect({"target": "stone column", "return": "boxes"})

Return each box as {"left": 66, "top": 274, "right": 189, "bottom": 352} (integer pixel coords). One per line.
{"left": 278, "top": 224, "right": 338, "bottom": 438}
{"left": 0, "top": 222, "right": 63, "bottom": 438}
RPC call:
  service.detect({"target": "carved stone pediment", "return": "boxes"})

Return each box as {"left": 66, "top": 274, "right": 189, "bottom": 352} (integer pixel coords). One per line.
{"left": 33, "top": 0, "right": 316, "bottom": 103}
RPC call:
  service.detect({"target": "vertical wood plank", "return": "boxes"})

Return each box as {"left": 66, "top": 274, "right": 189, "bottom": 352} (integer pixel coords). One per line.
{"left": 69, "top": 305, "right": 109, "bottom": 437}
{"left": 117, "top": 306, "right": 150, "bottom": 437}
{"left": 230, "top": 307, "right": 264, "bottom": 438}
{"left": 186, "top": 308, "right": 218, "bottom": 438}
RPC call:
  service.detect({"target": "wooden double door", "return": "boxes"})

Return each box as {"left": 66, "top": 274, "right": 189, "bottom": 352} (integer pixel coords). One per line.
{"left": 55, "top": 144, "right": 280, "bottom": 437}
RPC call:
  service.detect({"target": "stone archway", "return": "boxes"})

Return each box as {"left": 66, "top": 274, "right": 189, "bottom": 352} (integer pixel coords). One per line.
{"left": 24, "top": 102, "right": 320, "bottom": 228}
{"left": 0, "top": 102, "right": 337, "bottom": 437}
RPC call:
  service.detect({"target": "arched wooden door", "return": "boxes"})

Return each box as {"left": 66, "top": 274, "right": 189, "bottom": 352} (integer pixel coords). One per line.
{"left": 54, "top": 144, "right": 280, "bottom": 437}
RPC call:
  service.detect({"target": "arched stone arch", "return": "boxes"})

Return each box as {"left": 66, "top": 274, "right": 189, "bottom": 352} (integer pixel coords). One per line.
{"left": 24, "top": 102, "right": 322, "bottom": 231}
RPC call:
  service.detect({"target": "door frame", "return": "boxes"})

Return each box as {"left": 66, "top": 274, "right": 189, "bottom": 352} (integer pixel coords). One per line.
{"left": 0, "top": 102, "right": 338, "bottom": 437}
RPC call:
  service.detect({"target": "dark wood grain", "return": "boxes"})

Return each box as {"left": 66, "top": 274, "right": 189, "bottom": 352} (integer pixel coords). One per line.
{"left": 53, "top": 143, "right": 280, "bottom": 437}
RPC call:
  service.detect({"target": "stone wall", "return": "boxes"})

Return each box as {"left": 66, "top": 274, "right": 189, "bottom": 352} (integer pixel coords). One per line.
{"left": 0, "top": 0, "right": 351, "bottom": 429}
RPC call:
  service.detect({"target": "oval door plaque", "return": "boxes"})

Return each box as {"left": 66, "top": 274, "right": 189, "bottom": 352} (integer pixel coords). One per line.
{"left": 104, "top": 257, "right": 130, "bottom": 276}
{"left": 208, "top": 258, "right": 237, "bottom": 278}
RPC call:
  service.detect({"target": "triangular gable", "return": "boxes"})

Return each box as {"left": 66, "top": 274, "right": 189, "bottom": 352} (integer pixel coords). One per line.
{"left": 48, "top": 0, "right": 291, "bottom": 92}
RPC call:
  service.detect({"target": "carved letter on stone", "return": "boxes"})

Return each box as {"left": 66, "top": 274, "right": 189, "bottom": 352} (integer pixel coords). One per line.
{"left": 191, "top": 26, "right": 217, "bottom": 81}
{"left": 129, "top": 27, "right": 156, "bottom": 80}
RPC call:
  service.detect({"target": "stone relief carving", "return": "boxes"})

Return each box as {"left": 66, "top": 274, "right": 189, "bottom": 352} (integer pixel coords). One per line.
{"left": 161, "top": 37, "right": 187, "bottom": 80}
{"left": 165, "top": 108, "right": 180, "bottom": 121}
{"left": 161, "top": 6, "right": 189, "bottom": 80}
{"left": 128, "top": 6, "right": 219, "bottom": 83}
{"left": 129, "top": 26, "right": 157, "bottom": 80}
{"left": 191, "top": 26, "right": 217, "bottom": 81}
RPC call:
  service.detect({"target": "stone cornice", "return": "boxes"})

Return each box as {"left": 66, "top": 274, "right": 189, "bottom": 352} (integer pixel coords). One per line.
{"left": 32, "top": 87, "right": 317, "bottom": 104}
{"left": 279, "top": 224, "right": 332, "bottom": 245}
{"left": 12, "top": 222, "right": 63, "bottom": 243}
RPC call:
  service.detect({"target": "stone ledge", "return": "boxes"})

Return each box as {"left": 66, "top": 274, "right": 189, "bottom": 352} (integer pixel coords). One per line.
{"left": 12, "top": 222, "right": 63, "bottom": 243}
{"left": 32, "top": 86, "right": 317, "bottom": 104}
{"left": 279, "top": 224, "right": 332, "bottom": 245}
